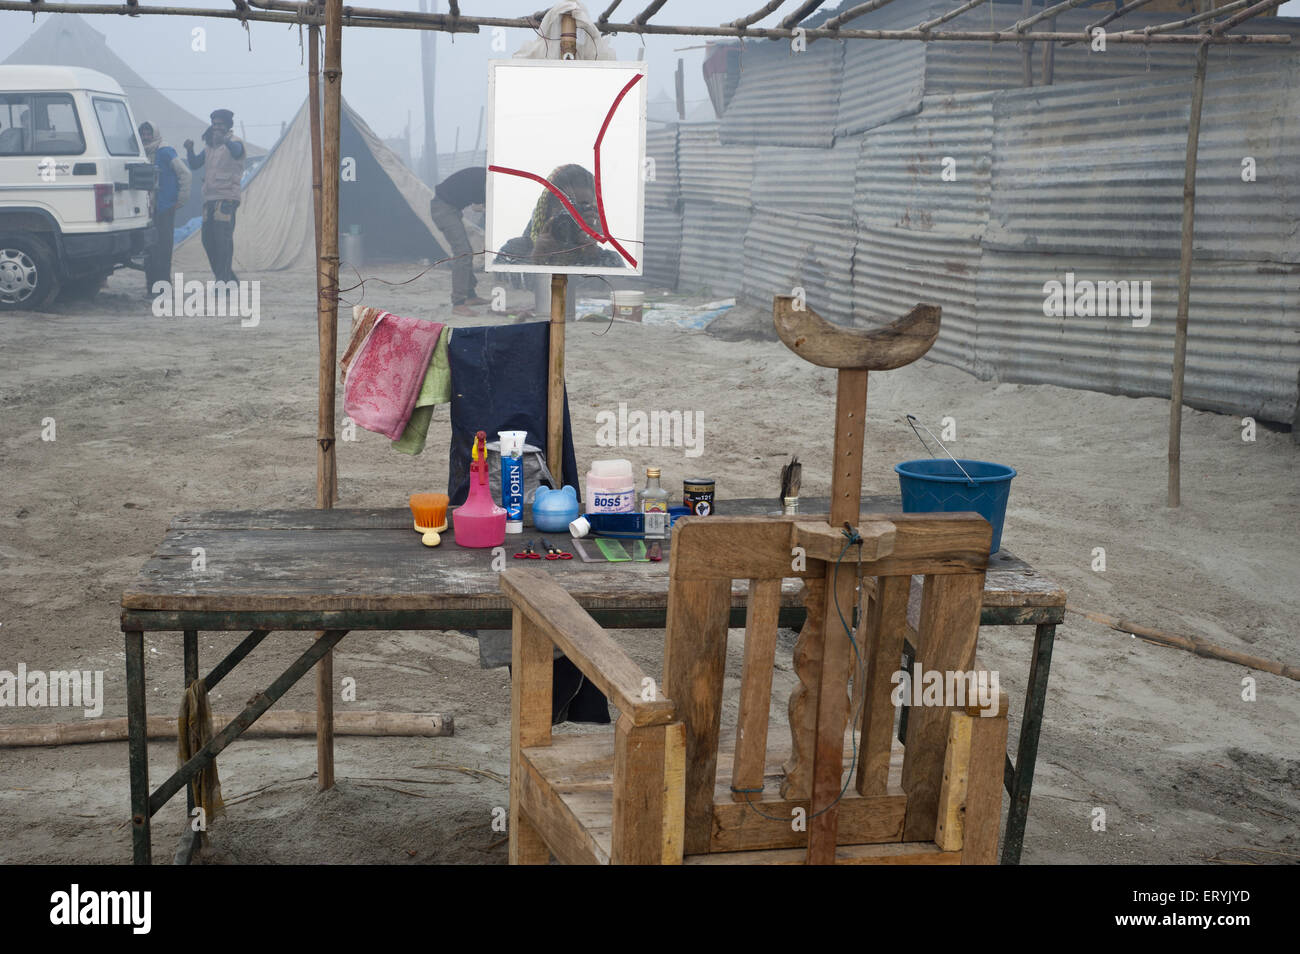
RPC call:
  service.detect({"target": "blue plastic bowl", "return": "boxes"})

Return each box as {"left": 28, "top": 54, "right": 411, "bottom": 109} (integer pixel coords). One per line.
{"left": 894, "top": 459, "right": 1017, "bottom": 554}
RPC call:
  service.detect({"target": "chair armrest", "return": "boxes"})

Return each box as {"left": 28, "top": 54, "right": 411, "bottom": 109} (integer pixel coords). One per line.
{"left": 500, "top": 567, "right": 675, "bottom": 726}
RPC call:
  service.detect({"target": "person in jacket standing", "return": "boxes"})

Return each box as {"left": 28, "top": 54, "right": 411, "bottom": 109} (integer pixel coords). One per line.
{"left": 139, "top": 121, "right": 191, "bottom": 297}
{"left": 184, "top": 108, "right": 245, "bottom": 283}
{"left": 429, "top": 166, "right": 489, "bottom": 316}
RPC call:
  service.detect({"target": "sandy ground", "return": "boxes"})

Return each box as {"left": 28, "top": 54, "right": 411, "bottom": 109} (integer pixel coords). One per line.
{"left": 1, "top": 259, "right": 1297, "bottom": 866}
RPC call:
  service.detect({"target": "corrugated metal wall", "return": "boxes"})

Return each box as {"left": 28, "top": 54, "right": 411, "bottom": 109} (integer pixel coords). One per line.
{"left": 657, "top": 0, "right": 1300, "bottom": 424}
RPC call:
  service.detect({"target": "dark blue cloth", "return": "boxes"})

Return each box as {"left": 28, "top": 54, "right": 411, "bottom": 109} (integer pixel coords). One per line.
{"left": 154, "top": 145, "right": 180, "bottom": 211}
{"left": 446, "top": 320, "right": 581, "bottom": 507}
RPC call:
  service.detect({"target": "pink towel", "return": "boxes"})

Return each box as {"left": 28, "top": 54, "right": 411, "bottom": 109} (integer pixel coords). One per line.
{"left": 343, "top": 311, "right": 444, "bottom": 440}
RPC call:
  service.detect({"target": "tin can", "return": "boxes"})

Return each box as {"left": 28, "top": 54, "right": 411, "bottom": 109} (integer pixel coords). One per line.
{"left": 683, "top": 478, "right": 715, "bottom": 516}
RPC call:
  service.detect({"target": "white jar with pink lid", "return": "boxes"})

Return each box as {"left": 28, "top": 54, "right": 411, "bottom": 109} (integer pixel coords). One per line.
{"left": 586, "top": 459, "right": 636, "bottom": 513}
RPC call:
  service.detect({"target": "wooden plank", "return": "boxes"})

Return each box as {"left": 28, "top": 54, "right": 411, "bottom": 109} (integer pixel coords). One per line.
{"left": 780, "top": 575, "right": 825, "bottom": 801}
{"left": 662, "top": 722, "right": 686, "bottom": 864}
{"left": 792, "top": 519, "right": 895, "bottom": 564}
{"left": 829, "top": 368, "right": 868, "bottom": 527}
{"left": 516, "top": 751, "right": 605, "bottom": 865}
{"left": 662, "top": 577, "right": 731, "bottom": 855}
{"left": 901, "top": 573, "right": 985, "bottom": 841}
{"left": 806, "top": 559, "right": 859, "bottom": 864}
{"left": 612, "top": 716, "right": 673, "bottom": 863}
{"left": 548, "top": 274, "right": 566, "bottom": 478}
{"left": 500, "top": 568, "right": 674, "bottom": 726}
{"left": 687, "top": 841, "right": 960, "bottom": 866}
{"left": 666, "top": 517, "right": 796, "bottom": 582}
{"left": 730, "top": 578, "right": 782, "bottom": 802}
{"left": 713, "top": 792, "right": 905, "bottom": 853}
{"left": 934, "top": 712, "right": 973, "bottom": 851}
{"left": 773, "top": 298, "right": 940, "bottom": 371}
{"left": 962, "top": 703, "right": 1008, "bottom": 865}
{"left": 510, "top": 608, "right": 554, "bottom": 865}
{"left": 857, "top": 573, "right": 909, "bottom": 795}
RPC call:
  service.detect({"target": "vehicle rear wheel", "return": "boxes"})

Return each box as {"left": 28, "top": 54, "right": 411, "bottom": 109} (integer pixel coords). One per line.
{"left": 0, "top": 234, "right": 61, "bottom": 311}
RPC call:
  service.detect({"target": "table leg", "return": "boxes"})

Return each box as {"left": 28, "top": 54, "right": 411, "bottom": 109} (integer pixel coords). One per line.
{"left": 316, "top": 645, "right": 334, "bottom": 790}
{"left": 1001, "top": 622, "right": 1057, "bottom": 865}
{"left": 125, "top": 629, "right": 151, "bottom": 865}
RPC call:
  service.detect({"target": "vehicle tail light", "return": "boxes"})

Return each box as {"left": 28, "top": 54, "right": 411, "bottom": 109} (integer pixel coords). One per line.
{"left": 94, "top": 183, "right": 114, "bottom": 223}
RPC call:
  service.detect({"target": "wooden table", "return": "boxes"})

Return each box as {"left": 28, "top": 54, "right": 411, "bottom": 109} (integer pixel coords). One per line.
{"left": 120, "top": 497, "right": 1064, "bottom": 865}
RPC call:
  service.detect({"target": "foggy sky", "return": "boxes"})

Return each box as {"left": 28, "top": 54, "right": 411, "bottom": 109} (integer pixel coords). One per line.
{"left": 1, "top": 0, "right": 1295, "bottom": 160}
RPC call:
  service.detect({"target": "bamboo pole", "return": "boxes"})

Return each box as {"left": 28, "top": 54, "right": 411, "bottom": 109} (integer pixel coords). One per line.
{"left": 309, "top": 18, "right": 323, "bottom": 271}
{"left": 1021, "top": 0, "right": 1034, "bottom": 87}
{"left": 1168, "top": 38, "right": 1210, "bottom": 509}
{"left": 0, "top": 711, "right": 454, "bottom": 748}
{"left": 1124, "top": 0, "right": 1253, "bottom": 36}
{"left": 315, "top": 0, "right": 343, "bottom": 790}
{"left": 1068, "top": 606, "right": 1300, "bottom": 681}
{"left": 544, "top": 12, "right": 577, "bottom": 482}
{"left": 914, "top": 0, "right": 989, "bottom": 33}
{"left": 0, "top": 3, "right": 1288, "bottom": 41}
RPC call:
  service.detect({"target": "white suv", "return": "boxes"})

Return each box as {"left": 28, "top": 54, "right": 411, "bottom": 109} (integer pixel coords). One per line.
{"left": 0, "top": 65, "right": 157, "bottom": 310}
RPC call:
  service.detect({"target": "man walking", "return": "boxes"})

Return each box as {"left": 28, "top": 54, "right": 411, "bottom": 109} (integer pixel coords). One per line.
{"left": 430, "top": 166, "right": 489, "bottom": 316}
{"left": 184, "top": 108, "right": 245, "bottom": 283}
{"left": 139, "top": 121, "right": 190, "bottom": 298}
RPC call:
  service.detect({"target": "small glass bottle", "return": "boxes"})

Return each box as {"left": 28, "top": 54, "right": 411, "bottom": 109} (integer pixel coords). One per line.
{"left": 640, "top": 467, "right": 669, "bottom": 539}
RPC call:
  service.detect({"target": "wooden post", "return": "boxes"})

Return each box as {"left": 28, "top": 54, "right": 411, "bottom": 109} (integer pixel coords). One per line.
{"left": 308, "top": 15, "right": 323, "bottom": 273}
{"left": 544, "top": 12, "right": 579, "bottom": 481}
{"left": 548, "top": 274, "right": 567, "bottom": 478}
{"left": 420, "top": 0, "right": 439, "bottom": 186}
{"left": 314, "top": 0, "right": 344, "bottom": 791}
{"left": 1168, "top": 38, "right": 1210, "bottom": 508}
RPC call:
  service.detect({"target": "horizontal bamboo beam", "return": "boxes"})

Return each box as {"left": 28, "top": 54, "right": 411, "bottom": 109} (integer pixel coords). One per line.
{"left": 1120, "top": 0, "right": 1252, "bottom": 36}
{"left": 1060, "top": 0, "right": 1159, "bottom": 46}
{"left": 1213, "top": 0, "right": 1282, "bottom": 33}
{"left": 915, "top": 0, "right": 989, "bottom": 34}
{"left": 1013, "top": 0, "right": 1094, "bottom": 33}
{"left": 633, "top": 0, "right": 668, "bottom": 25}
{"left": 599, "top": 0, "right": 623, "bottom": 25}
{"left": 0, "top": 710, "right": 454, "bottom": 747}
{"left": 0, "top": 1, "right": 1290, "bottom": 41}
{"left": 824, "top": 0, "right": 901, "bottom": 30}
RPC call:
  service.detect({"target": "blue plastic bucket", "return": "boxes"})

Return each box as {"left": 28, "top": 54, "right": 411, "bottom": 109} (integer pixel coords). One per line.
{"left": 894, "top": 459, "right": 1017, "bottom": 554}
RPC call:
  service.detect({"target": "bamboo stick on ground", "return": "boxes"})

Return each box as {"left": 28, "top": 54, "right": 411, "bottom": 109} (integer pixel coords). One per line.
{"left": 0, "top": 711, "right": 453, "bottom": 748}
{"left": 1068, "top": 605, "right": 1299, "bottom": 681}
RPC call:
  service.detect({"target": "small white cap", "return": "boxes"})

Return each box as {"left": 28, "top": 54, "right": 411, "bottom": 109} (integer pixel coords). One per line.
{"left": 569, "top": 516, "right": 590, "bottom": 538}
{"left": 506, "top": 520, "right": 523, "bottom": 533}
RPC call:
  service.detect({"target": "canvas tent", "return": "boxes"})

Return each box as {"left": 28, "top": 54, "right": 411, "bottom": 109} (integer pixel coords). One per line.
{"left": 175, "top": 97, "right": 460, "bottom": 273}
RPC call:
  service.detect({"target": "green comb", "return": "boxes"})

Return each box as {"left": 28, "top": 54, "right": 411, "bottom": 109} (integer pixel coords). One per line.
{"left": 595, "top": 538, "right": 631, "bottom": 562}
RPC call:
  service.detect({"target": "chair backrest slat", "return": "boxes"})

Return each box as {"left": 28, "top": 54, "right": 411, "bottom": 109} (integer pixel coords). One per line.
{"left": 729, "top": 578, "right": 783, "bottom": 801}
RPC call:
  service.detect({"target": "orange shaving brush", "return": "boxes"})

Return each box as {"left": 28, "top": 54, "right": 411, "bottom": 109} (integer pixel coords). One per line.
{"left": 409, "top": 493, "right": 449, "bottom": 546}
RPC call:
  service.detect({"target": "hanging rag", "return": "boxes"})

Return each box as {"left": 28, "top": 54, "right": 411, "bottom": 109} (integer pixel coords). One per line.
{"left": 340, "top": 305, "right": 384, "bottom": 382}
{"left": 343, "top": 310, "right": 444, "bottom": 441}
{"left": 391, "top": 326, "right": 453, "bottom": 455}
{"left": 177, "top": 680, "right": 224, "bottom": 833}
{"left": 513, "top": 2, "right": 615, "bottom": 60}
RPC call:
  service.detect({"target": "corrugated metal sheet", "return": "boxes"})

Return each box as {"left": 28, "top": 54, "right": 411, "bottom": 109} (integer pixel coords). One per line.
{"left": 835, "top": 3, "right": 927, "bottom": 138}
{"left": 679, "top": 202, "right": 750, "bottom": 296}
{"left": 645, "top": 124, "right": 679, "bottom": 210}
{"left": 752, "top": 141, "right": 860, "bottom": 221}
{"left": 975, "top": 250, "right": 1300, "bottom": 421}
{"left": 720, "top": 38, "right": 843, "bottom": 148}
{"left": 739, "top": 210, "right": 856, "bottom": 324}
{"left": 986, "top": 55, "right": 1300, "bottom": 263}
{"left": 853, "top": 224, "right": 981, "bottom": 369}
{"left": 927, "top": 4, "right": 1300, "bottom": 93}
{"left": 677, "top": 122, "right": 754, "bottom": 209}
{"left": 643, "top": 205, "right": 681, "bottom": 290}
{"left": 854, "top": 91, "right": 993, "bottom": 237}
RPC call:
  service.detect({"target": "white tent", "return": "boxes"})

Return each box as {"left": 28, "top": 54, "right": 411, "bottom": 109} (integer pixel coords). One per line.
{"left": 176, "top": 97, "right": 471, "bottom": 273}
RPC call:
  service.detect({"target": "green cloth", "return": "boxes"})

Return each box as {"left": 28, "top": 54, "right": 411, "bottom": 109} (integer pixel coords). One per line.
{"left": 391, "top": 327, "right": 452, "bottom": 455}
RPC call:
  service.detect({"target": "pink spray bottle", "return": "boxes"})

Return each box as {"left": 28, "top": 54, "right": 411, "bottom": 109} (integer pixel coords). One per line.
{"left": 453, "top": 430, "right": 507, "bottom": 548}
